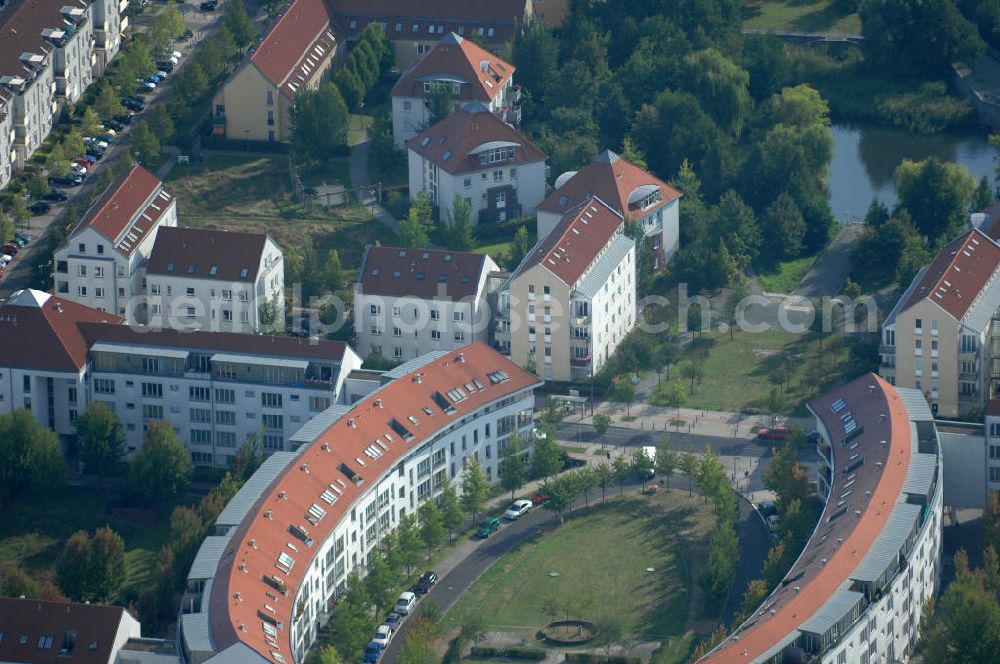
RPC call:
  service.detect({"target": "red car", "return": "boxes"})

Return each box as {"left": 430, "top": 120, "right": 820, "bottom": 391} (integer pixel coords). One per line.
{"left": 530, "top": 493, "right": 549, "bottom": 505}
{"left": 757, "top": 426, "right": 791, "bottom": 442}
{"left": 73, "top": 155, "right": 95, "bottom": 166}
{"left": 1, "top": 242, "right": 19, "bottom": 256}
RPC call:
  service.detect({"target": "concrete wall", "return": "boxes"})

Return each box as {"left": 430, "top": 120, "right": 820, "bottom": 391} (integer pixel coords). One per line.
{"left": 938, "top": 429, "right": 986, "bottom": 508}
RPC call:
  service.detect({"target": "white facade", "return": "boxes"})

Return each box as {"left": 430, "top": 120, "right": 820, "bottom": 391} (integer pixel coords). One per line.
{"left": 146, "top": 238, "right": 285, "bottom": 334}
{"left": 9, "top": 57, "right": 57, "bottom": 169}
{"left": 0, "top": 98, "right": 14, "bottom": 193}
{"left": 408, "top": 149, "right": 545, "bottom": 225}
{"left": 55, "top": 200, "right": 178, "bottom": 318}
{"left": 392, "top": 80, "right": 515, "bottom": 148}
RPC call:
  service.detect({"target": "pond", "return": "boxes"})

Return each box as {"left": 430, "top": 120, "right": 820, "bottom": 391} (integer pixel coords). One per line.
{"left": 829, "top": 123, "right": 998, "bottom": 223}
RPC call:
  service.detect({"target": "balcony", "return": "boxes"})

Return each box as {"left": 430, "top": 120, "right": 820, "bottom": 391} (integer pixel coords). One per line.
{"left": 571, "top": 355, "right": 592, "bottom": 366}
{"left": 959, "top": 371, "right": 979, "bottom": 381}
{"left": 879, "top": 345, "right": 895, "bottom": 355}
{"left": 572, "top": 314, "right": 590, "bottom": 326}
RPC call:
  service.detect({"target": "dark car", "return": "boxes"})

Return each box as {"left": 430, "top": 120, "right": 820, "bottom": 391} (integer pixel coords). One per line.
{"left": 14, "top": 232, "right": 31, "bottom": 245}
{"left": 200, "top": 0, "right": 217, "bottom": 10}
{"left": 178, "top": 27, "right": 193, "bottom": 40}
{"left": 413, "top": 571, "right": 437, "bottom": 595}
{"left": 48, "top": 175, "right": 83, "bottom": 187}
{"left": 1, "top": 242, "right": 19, "bottom": 256}
{"left": 28, "top": 201, "right": 51, "bottom": 215}
{"left": 156, "top": 59, "right": 175, "bottom": 72}
{"left": 363, "top": 642, "right": 383, "bottom": 664}
{"left": 42, "top": 189, "right": 68, "bottom": 202}
{"left": 383, "top": 611, "right": 403, "bottom": 629}
{"left": 102, "top": 118, "right": 125, "bottom": 131}
{"left": 120, "top": 98, "right": 144, "bottom": 112}
{"left": 113, "top": 113, "right": 134, "bottom": 125}
{"left": 476, "top": 517, "right": 501, "bottom": 539}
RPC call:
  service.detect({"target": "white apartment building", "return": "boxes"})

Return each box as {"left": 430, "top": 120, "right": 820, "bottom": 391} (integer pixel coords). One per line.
{"left": 701, "top": 374, "right": 943, "bottom": 664}
{"left": 0, "top": 0, "right": 126, "bottom": 187}
{"left": 180, "top": 344, "right": 541, "bottom": 664}
{"left": 353, "top": 245, "right": 501, "bottom": 361}
{"left": 391, "top": 32, "right": 519, "bottom": 147}
{"left": 538, "top": 150, "right": 682, "bottom": 272}
{"left": 496, "top": 196, "right": 636, "bottom": 382}
{"left": 880, "top": 228, "right": 1000, "bottom": 418}
{"left": 0, "top": 289, "right": 361, "bottom": 465}
{"left": 407, "top": 102, "right": 546, "bottom": 224}
{"left": 55, "top": 165, "right": 178, "bottom": 318}
{"left": 145, "top": 227, "right": 285, "bottom": 334}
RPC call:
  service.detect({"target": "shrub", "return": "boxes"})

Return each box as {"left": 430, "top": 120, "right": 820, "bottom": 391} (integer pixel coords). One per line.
{"left": 470, "top": 647, "right": 546, "bottom": 660}
{"left": 472, "top": 215, "right": 535, "bottom": 241}
{"left": 564, "top": 654, "right": 641, "bottom": 664}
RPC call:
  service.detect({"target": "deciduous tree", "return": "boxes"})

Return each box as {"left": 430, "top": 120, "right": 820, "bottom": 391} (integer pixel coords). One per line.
{"left": 499, "top": 431, "right": 527, "bottom": 500}
{"left": 399, "top": 193, "right": 433, "bottom": 247}
{"left": 0, "top": 409, "right": 65, "bottom": 505}
{"left": 75, "top": 401, "right": 125, "bottom": 484}
{"left": 418, "top": 500, "right": 445, "bottom": 560}
{"left": 460, "top": 456, "right": 488, "bottom": 524}
{"left": 129, "top": 421, "right": 193, "bottom": 506}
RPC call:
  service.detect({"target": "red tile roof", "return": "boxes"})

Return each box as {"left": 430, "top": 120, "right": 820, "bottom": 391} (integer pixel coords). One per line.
{"left": 71, "top": 165, "right": 174, "bottom": 257}
{"left": 0, "top": 290, "right": 124, "bottom": 372}
{"left": 145, "top": 227, "right": 270, "bottom": 282}
{"left": 900, "top": 228, "right": 1000, "bottom": 322}
{"left": 514, "top": 196, "right": 624, "bottom": 286}
{"left": 701, "top": 374, "right": 913, "bottom": 663}
{"left": 357, "top": 246, "right": 493, "bottom": 301}
{"left": 538, "top": 149, "right": 681, "bottom": 219}
{"left": 208, "top": 342, "right": 540, "bottom": 663}
{"left": 249, "top": 0, "right": 336, "bottom": 98}
{"left": 331, "top": 0, "right": 531, "bottom": 44}
{"left": 406, "top": 103, "right": 545, "bottom": 175}
{"left": 391, "top": 32, "right": 514, "bottom": 103}
{"left": 0, "top": 597, "right": 134, "bottom": 664}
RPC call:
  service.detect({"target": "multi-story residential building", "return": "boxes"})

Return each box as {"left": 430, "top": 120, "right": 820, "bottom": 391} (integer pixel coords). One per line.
{"left": 700, "top": 373, "right": 943, "bottom": 664}
{"left": 538, "top": 149, "right": 682, "bottom": 272}
{"left": 496, "top": 196, "right": 636, "bottom": 382}
{"left": 211, "top": 0, "right": 337, "bottom": 143}
{"left": 144, "top": 227, "right": 285, "bottom": 334}
{"left": 329, "top": 0, "right": 533, "bottom": 70}
{"left": 180, "top": 344, "right": 540, "bottom": 664}
{"left": 0, "top": 0, "right": 126, "bottom": 187}
{"left": 407, "top": 102, "right": 546, "bottom": 224}
{"left": 54, "top": 165, "right": 178, "bottom": 319}
{"left": 391, "top": 32, "right": 519, "bottom": 147}
{"left": 0, "top": 289, "right": 362, "bottom": 465}
{"left": 880, "top": 228, "right": 1000, "bottom": 418}
{"left": 353, "top": 245, "right": 501, "bottom": 360}
{"left": 531, "top": 0, "right": 569, "bottom": 25}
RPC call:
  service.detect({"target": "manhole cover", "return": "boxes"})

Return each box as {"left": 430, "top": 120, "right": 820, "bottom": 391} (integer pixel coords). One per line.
{"left": 645, "top": 567, "right": 656, "bottom": 573}
{"left": 549, "top": 572, "right": 560, "bottom": 577}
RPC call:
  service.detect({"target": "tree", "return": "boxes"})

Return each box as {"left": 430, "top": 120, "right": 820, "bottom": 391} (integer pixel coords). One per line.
{"left": 508, "top": 225, "right": 533, "bottom": 268}
{"left": 427, "top": 84, "right": 455, "bottom": 125}
{"left": 612, "top": 455, "right": 630, "bottom": 497}
{"left": 292, "top": 83, "right": 350, "bottom": 162}
{"left": 895, "top": 157, "right": 978, "bottom": 242}
{"left": 440, "top": 480, "right": 464, "bottom": 540}
{"left": 363, "top": 549, "right": 396, "bottom": 614}
{"left": 679, "top": 451, "right": 699, "bottom": 495}
{"left": 329, "top": 576, "right": 374, "bottom": 659}
{"left": 46, "top": 143, "right": 69, "bottom": 178}
{"left": 919, "top": 550, "right": 1000, "bottom": 662}
{"left": 129, "top": 421, "right": 193, "bottom": 506}
{"left": 531, "top": 430, "right": 562, "bottom": 483}
{"left": 681, "top": 48, "right": 752, "bottom": 137}
{"left": 396, "top": 514, "right": 424, "bottom": 578}
{"left": 593, "top": 414, "right": 612, "bottom": 448}
{"left": 610, "top": 380, "right": 636, "bottom": 417}
{"left": 399, "top": 193, "right": 433, "bottom": 247}
{"left": 735, "top": 578, "right": 769, "bottom": 625}
{"left": 56, "top": 527, "right": 126, "bottom": 603}
{"left": 632, "top": 447, "right": 654, "bottom": 491}
{"left": 75, "top": 401, "right": 125, "bottom": 484}
{"left": 460, "top": 612, "right": 487, "bottom": 650}
{"left": 700, "top": 521, "right": 739, "bottom": 598}
{"left": 224, "top": 0, "right": 258, "bottom": 48}
{"left": 233, "top": 435, "right": 263, "bottom": 481}
{"left": 130, "top": 120, "right": 160, "bottom": 166}
{"left": 8, "top": 196, "right": 28, "bottom": 231}
{"left": 460, "top": 456, "right": 488, "bottom": 524}
{"left": 542, "top": 473, "right": 576, "bottom": 522}
{"left": 594, "top": 461, "right": 614, "bottom": 502}
{"left": 175, "top": 60, "right": 209, "bottom": 105}
{"left": 593, "top": 612, "right": 628, "bottom": 658}
{"left": 681, "top": 362, "right": 703, "bottom": 395}
{"left": 308, "top": 646, "right": 344, "bottom": 664}
{"left": 147, "top": 104, "right": 175, "bottom": 141}
{"left": 859, "top": 0, "right": 984, "bottom": 78}
{"left": 25, "top": 172, "right": 48, "bottom": 199}
{"left": 94, "top": 80, "right": 123, "bottom": 119}
{"left": 81, "top": 107, "right": 104, "bottom": 138}
{"left": 499, "top": 431, "right": 527, "bottom": 500}
{"left": 324, "top": 249, "right": 344, "bottom": 292}
{"left": 985, "top": 490, "right": 1000, "bottom": 553}
{"left": 619, "top": 136, "right": 647, "bottom": 169}
{"left": 511, "top": 20, "right": 559, "bottom": 119}
{"left": 0, "top": 409, "right": 65, "bottom": 505}
{"left": 655, "top": 434, "right": 678, "bottom": 490}
{"left": 258, "top": 298, "right": 279, "bottom": 332}
{"left": 418, "top": 500, "right": 445, "bottom": 560}
{"left": 440, "top": 195, "right": 475, "bottom": 250}
{"left": 761, "top": 193, "right": 806, "bottom": 262}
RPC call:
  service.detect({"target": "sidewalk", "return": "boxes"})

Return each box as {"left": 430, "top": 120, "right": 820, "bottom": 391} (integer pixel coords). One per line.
{"left": 572, "top": 402, "right": 812, "bottom": 440}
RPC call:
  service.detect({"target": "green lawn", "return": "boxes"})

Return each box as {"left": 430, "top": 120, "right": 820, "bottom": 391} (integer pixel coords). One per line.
{"left": 165, "top": 155, "right": 395, "bottom": 271}
{"left": 0, "top": 489, "right": 171, "bottom": 595}
{"left": 444, "top": 492, "right": 716, "bottom": 661}
{"left": 756, "top": 253, "right": 817, "bottom": 294}
{"left": 348, "top": 114, "right": 373, "bottom": 147}
{"left": 742, "top": 0, "right": 861, "bottom": 34}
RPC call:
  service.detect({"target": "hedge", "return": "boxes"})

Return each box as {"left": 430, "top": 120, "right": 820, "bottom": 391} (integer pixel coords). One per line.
{"left": 470, "top": 646, "right": 547, "bottom": 660}
{"left": 472, "top": 214, "right": 535, "bottom": 241}
{"left": 564, "top": 654, "right": 641, "bottom": 664}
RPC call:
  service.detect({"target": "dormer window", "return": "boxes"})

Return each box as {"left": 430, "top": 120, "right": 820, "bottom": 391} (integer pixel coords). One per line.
{"left": 479, "top": 146, "right": 515, "bottom": 165}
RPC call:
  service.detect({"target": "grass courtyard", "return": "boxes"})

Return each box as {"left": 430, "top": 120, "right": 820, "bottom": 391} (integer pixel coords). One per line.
{"left": 756, "top": 253, "right": 818, "bottom": 294}
{"left": 742, "top": 0, "right": 861, "bottom": 34}
{"left": 444, "top": 492, "right": 718, "bottom": 662}
{"left": 165, "top": 155, "right": 396, "bottom": 272}
{"left": 0, "top": 488, "right": 171, "bottom": 597}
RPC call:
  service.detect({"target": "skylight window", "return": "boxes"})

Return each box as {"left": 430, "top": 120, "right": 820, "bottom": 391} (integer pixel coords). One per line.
{"left": 398, "top": 249, "right": 406, "bottom": 257}
{"left": 372, "top": 267, "right": 380, "bottom": 276}
{"left": 209, "top": 265, "right": 218, "bottom": 276}
{"left": 421, "top": 136, "right": 431, "bottom": 147}
{"left": 166, "top": 261, "right": 174, "bottom": 272}
{"left": 439, "top": 273, "right": 447, "bottom": 282}
{"left": 240, "top": 267, "right": 249, "bottom": 279}
{"left": 186, "top": 264, "right": 196, "bottom": 274}
{"left": 393, "top": 270, "right": 401, "bottom": 278}
{"left": 389, "top": 418, "right": 415, "bottom": 441}
{"left": 443, "top": 150, "right": 453, "bottom": 161}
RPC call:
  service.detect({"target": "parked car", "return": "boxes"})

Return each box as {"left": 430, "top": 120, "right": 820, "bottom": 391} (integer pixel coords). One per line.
{"left": 200, "top": 0, "right": 217, "bottom": 10}
{"left": 363, "top": 641, "right": 383, "bottom": 664}
{"left": 28, "top": 201, "right": 51, "bottom": 215}
{"left": 371, "top": 624, "right": 394, "bottom": 647}
{"left": 766, "top": 515, "right": 781, "bottom": 532}
{"left": 49, "top": 175, "right": 83, "bottom": 187}
{"left": 169, "top": 49, "right": 183, "bottom": 59}
{"left": 0, "top": 266, "right": 6, "bottom": 279}
{"left": 156, "top": 60, "right": 175, "bottom": 72}
{"left": 98, "top": 132, "right": 116, "bottom": 143}
{"left": 114, "top": 113, "right": 134, "bottom": 125}
{"left": 69, "top": 163, "right": 88, "bottom": 175}
{"left": 413, "top": 571, "right": 437, "bottom": 596}
{"left": 14, "top": 231, "right": 32, "bottom": 245}
{"left": 10, "top": 237, "right": 26, "bottom": 248}
{"left": 756, "top": 500, "right": 777, "bottom": 518}
{"left": 121, "top": 97, "right": 145, "bottom": 111}
{"left": 394, "top": 591, "right": 417, "bottom": 615}
{"left": 137, "top": 80, "right": 156, "bottom": 92}
{"left": 42, "top": 189, "right": 68, "bottom": 202}
{"left": 530, "top": 493, "right": 549, "bottom": 505}
{"left": 155, "top": 70, "right": 169, "bottom": 79}
{"left": 179, "top": 27, "right": 193, "bottom": 41}
{"left": 85, "top": 137, "right": 109, "bottom": 149}
{"left": 73, "top": 156, "right": 95, "bottom": 167}
{"left": 103, "top": 118, "right": 125, "bottom": 131}
{"left": 1, "top": 242, "right": 20, "bottom": 256}
{"left": 756, "top": 426, "right": 790, "bottom": 442}
{"left": 383, "top": 611, "right": 403, "bottom": 629}
{"left": 0, "top": 254, "right": 11, "bottom": 266}
{"left": 476, "top": 516, "right": 501, "bottom": 538}
{"left": 504, "top": 499, "right": 532, "bottom": 520}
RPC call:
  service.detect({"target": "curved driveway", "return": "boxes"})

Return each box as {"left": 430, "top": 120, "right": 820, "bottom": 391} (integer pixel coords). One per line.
{"left": 379, "top": 477, "right": 770, "bottom": 663}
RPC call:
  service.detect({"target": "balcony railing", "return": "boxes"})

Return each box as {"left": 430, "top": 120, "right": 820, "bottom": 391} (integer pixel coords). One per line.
{"left": 879, "top": 345, "right": 895, "bottom": 355}
{"left": 571, "top": 355, "right": 592, "bottom": 366}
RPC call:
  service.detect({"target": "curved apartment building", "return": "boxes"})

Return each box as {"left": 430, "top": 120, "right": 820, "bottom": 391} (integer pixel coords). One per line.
{"left": 701, "top": 373, "right": 943, "bottom": 664}
{"left": 180, "top": 343, "right": 540, "bottom": 664}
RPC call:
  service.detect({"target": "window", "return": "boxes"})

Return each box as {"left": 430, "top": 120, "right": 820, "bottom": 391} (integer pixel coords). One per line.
{"left": 190, "top": 386, "right": 210, "bottom": 402}
{"left": 393, "top": 327, "right": 402, "bottom": 337}
{"left": 430, "top": 309, "right": 440, "bottom": 320}
{"left": 150, "top": 284, "right": 161, "bottom": 295}
{"left": 464, "top": 177, "right": 472, "bottom": 188}
{"left": 262, "top": 414, "right": 283, "bottom": 430}
{"left": 493, "top": 169, "right": 504, "bottom": 182}
{"left": 394, "top": 347, "right": 403, "bottom": 358}
{"left": 191, "top": 451, "right": 213, "bottom": 464}
{"left": 141, "top": 382, "right": 162, "bottom": 398}
{"left": 94, "top": 379, "right": 115, "bottom": 394}
{"left": 142, "top": 404, "right": 163, "bottom": 420}
{"left": 216, "top": 410, "right": 236, "bottom": 426}
{"left": 267, "top": 109, "right": 274, "bottom": 126}
{"left": 431, "top": 330, "right": 441, "bottom": 340}
{"left": 261, "top": 392, "right": 283, "bottom": 408}
{"left": 77, "top": 285, "right": 87, "bottom": 296}
{"left": 310, "top": 396, "right": 331, "bottom": 412}
{"left": 142, "top": 357, "right": 161, "bottom": 374}
{"left": 222, "top": 310, "right": 232, "bottom": 322}
{"left": 94, "top": 266, "right": 104, "bottom": 278}
{"left": 266, "top": 90, "right": 273, "bottom": 105}
{"left": 991, "top": 467, "right": 1000, "bottom": 483}
{"left": 961, "top": 334, "right": 977, "bottom": 353}
{"left": 991, "top": 422, "right": 1000, "bottom": 437}
{"left": 217, "top": 431, "right": 237, "bottom": 448}
{"left": 454, "top": 311, "right": 464, "bottom": 322}
{"left": 914, "top": 339, "right": 922, "bottom": 356}
{"left": 370, "top": 304, "right": 381, "bottom": 315}
{"left": 215, "top": 388, "right": 235, "bottom": 403}
{"left": 56, "top": 260, "right": 67, "bottom": 273}
{"left": 914, "top": 318, "right": 922, "bottom": 333}
{"left": 190, "top": 408, "right": 211, "bottom": 423}
{"left": 78, "top": 243, "right": 85, "bottom": 253}
{"left": 402, "top": 100, "right": 412, "bottom": 111}
{"left": 57, "top": 281, "right": 68, "bottom": 293}
{"left": 191, "top": 429, "right": 212, "bottom": 445}
{"left": 263, "top": 434, "right": 284, "bottom": 451}
{"left": 454, "top": 331, "right": 465, "bottom": 342}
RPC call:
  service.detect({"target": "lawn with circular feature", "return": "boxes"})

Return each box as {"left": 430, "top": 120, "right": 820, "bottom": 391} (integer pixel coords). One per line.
{"left": 444, "top": 490, "right": 720, "bottom": 662}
